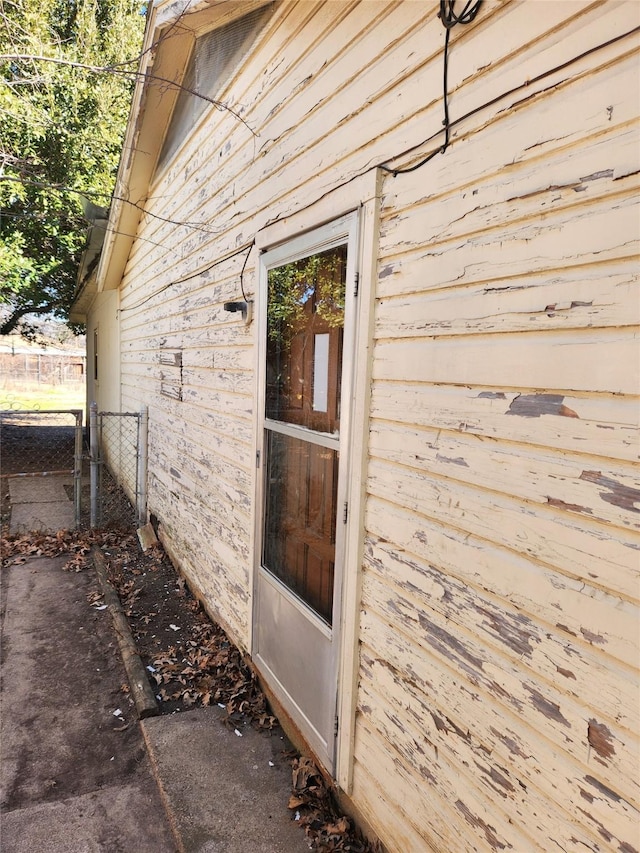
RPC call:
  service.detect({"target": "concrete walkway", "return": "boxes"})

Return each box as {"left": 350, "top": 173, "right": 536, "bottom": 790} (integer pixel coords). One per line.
{"left": 142, "top": 708, "right": 308, "bottom": 853}
{"left": 1, "top": 495, "right": 310, "bottom": 852}
{"left": 7, "top": 473, "right": 75, "bottom": 534}
{"left": 1, "top": 555, "right": 176, "bottom": 852}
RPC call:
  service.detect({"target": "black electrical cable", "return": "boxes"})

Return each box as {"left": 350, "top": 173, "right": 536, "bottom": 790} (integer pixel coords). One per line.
{"left": 239, "top": 239, "right": 254, "bottom": 302}
{"left": 439, "top": 0, "right": 482, "bottom": 29}
{"left": 120, "top": 241, "right": 254, "bottom": 312}
{"left": 381, "top": 0, "right": 483, "bottom": 176}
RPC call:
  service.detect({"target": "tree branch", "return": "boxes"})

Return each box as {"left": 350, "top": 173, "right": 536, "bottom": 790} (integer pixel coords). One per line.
{"left": 0, "top": 301, "right": 57, "bottom": 335}
{"left": 0, "top": 53, "right": 258, "bottom": 136}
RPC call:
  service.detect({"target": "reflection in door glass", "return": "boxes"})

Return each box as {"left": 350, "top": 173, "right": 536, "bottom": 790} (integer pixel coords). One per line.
{"left": 266, "top": 245, "right": 346, "bottom": 435}
{"left": 263, "top": 430, "right": 337, "bottom": 623}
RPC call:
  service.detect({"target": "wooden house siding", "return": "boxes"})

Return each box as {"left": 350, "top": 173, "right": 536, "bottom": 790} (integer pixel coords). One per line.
{"left": 89, "top": 1, "right": 639, "bottom": 850}
{"left": 361, "top": 3, "right": 639, "bottom": 849}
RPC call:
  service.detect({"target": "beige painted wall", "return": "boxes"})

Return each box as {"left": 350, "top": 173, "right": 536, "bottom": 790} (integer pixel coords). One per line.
{"left": 85, "top": 290, "right": 120, "bottom": 414}
{"left": 92, "top": 1, "right": 639, "bottom": 850}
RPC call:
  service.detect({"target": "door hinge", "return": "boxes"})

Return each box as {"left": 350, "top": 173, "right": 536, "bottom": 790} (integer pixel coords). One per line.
{"left": 334, "top": 715, "right": 339, "bottom": 737}
{"left": 343, "top": 501, "right": 348, "bottom": 524}
{"left": 354, "top": 271, "right": 360, "bottom": 298}
{"left": 256, "top": 450, "right": 261, "bottom": 468}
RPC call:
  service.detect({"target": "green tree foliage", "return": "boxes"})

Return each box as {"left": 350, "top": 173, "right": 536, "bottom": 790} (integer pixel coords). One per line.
{"left": 267, "top": 247, "right": 347, "bottom": 346}
{"left": 0, "top": 0, "right": 145, "bottom": 335}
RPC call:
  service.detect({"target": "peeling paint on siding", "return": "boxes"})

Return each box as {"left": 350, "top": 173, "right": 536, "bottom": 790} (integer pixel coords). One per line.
{"left": 507, "top": 393, "right": 579, "bottom": 419}
{"left": 584, "top": 775, "right": 621, "bottom": 803}
{"left": 546, "top": 496, "right": 593, "bottom": 514}
{"left": 587, "top": 720, "right": 616, "bottom": 760}
{"left": 524, "top": 686, "right": 571, "bottom": 727}
{"left": 580, "top": 470, "right": 640, "bottom": 515}
{"left": 454, "top": 800, "right": 509, "bottom": 850}
{"left": 476, "top": 607, "right": 536, "bottom": 657}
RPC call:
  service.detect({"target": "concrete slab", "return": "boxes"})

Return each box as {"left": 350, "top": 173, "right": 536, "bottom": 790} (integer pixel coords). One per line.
{"left": 7, "top": 473, "right": 74, "bottom": 532}
{"left": 9, "top": 501, "right": 75, "bottom": 533}
{"left": 8, "top": 475, "right": 71, "bottom": 503}
{"left": 142, "top": 707, "right": 310, "bottom": 853}
{"left": 1, "top": 783, "right": 176, "bottom": 853}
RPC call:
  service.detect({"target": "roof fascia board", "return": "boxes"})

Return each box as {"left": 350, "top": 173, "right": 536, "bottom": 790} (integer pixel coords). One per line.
{"left": 96, "top": 1, "right": 193, "bottom": 292}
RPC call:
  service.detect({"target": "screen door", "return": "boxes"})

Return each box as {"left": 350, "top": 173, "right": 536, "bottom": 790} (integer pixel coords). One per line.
{"left": 254, "top": 213, "right": 358, "bottom": 771}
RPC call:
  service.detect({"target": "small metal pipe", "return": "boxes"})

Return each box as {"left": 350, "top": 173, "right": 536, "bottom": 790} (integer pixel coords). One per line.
{"left": 73, "top": 410, "right": 83, "bottom": 528}
{"left": 89, "top": 402, "right": 98, "bottom": 528}
{"left": 137, "top": 405, "right": 148, "bottom": 528}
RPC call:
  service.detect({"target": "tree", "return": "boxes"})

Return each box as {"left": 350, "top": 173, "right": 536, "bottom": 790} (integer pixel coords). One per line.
{"left": 0, "top": 0, "right": 146, "bottom": 336}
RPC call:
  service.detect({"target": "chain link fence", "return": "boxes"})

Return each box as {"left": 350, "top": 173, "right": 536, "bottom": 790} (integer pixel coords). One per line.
{"left": 0, "top": 409, "right": 83, "bottom": 533}
{"left": 1, "top": 404, "right": 148, "bottom": 534}
{"left": 89, "top": 405, "right": 148, "bottom": 530}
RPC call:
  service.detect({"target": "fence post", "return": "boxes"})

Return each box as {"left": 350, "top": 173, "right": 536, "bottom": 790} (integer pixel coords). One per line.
{"left": 73, "top": 410, "right": 83, "bottom": 528}
{"left": 90, "top": 402, "right": 98, "bottom": 528}
{"left": 137, "top": 405, "right": 148, "bottom": 528}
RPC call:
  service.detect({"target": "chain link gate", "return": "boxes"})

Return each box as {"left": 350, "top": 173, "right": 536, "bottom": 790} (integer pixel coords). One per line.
{"left": 89, "top": 403, "right": 148, "bottom": 529}
{"left": 0, "top": 409, "right": 83, "bottom": 533}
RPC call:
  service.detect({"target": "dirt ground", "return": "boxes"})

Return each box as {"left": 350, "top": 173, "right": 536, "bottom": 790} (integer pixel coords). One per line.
{"left": 100, "top": 532, "right": 274, "bottom": 723}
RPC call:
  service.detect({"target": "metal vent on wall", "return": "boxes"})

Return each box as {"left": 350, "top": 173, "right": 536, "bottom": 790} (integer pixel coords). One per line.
{"left": 158, "top": 5, "right": 272, "bottom": 171}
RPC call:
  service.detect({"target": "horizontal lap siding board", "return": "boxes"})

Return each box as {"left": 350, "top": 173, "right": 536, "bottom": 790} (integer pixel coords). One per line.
{"left": 375, "top": 265, "right": 640, "bottom": 337}
{"left": 110, "top": 0, "right": 640, "bottom": 850}
{"left": 372, "top": 328, "right": 638, "bottom": 394}
{"left": 358, "top": 4, "right": 639, "bottom": 853}
{"left": 368, "top": 426, "right": 640, "bottom": 598}
{"left": 371, "top": 382, "right": 639, "bottom": 463}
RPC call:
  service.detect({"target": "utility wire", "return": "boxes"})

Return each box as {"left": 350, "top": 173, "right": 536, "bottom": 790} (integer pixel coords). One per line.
{"left": 381, "top": 0, "right": 483, "bottom": 176}
{"left": 92, "top": 11, "right": 640, "bottom": 313}
{"left": 239, "top": 241, "right": 254, "bottom": 302}
{"left": 119, "top": 242, "right": 254, "bottom": 312}
{"left": 380, "top": 22, "right": 639, "bottom": 175}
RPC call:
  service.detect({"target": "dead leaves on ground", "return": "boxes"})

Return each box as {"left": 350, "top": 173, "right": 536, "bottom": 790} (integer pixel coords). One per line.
{"left": 147, "top": 626, "right": 277, "bottom": 728}
{"left": 289, "top": 756, "right": 380, "bottom": 852}
{"left": 1, "top": 529, "right": 123, "bottom": 571}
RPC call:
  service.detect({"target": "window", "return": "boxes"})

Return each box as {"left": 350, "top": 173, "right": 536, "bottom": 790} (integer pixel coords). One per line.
{"left": 261, "top": 239, "right": 351, "bottom": 624}
{"left": 157, "top": 5, "right": 272, "bottom": 170}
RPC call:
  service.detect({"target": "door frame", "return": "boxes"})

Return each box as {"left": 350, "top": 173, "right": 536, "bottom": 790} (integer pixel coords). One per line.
{"left": 251, "top": 169, "right": 382, "bottom": 790}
